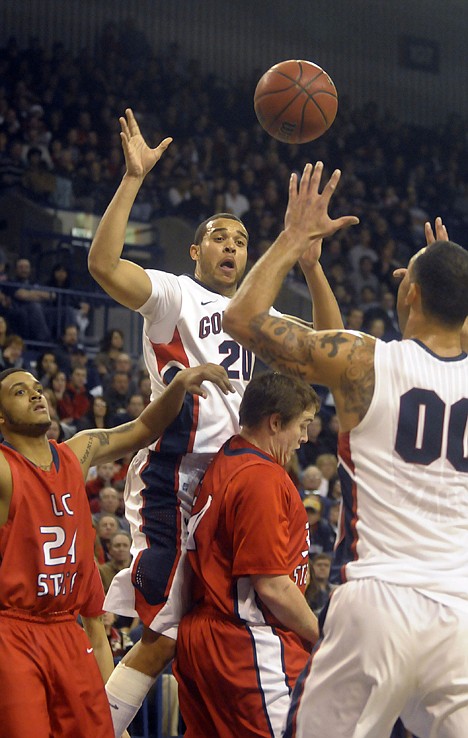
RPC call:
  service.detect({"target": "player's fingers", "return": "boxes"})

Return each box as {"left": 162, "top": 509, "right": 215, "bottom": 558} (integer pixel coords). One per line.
{"left": 435, "top": 216, "right": 448, "bottom": 241}
{"left": 289, "top": 172, "right": 298, "bottom": 201}
{"left": 154, "top": 137, "right": 173, "bottom": 155}
{"left": 331, "top": 215, "right": 360, "bottom": 232}
{"left": 188, "top": 384, "right": 208, "bottom": 399}
{"left": 119, "top": 117, "right": 130, "bottom": 140}
{"left": 393, "top": 267, "right": 407, "bottom": 280}
{"left": 205, "top": 367, "right": 235, "bottom": 394}
{"left": 320, "top": 168, "right": 342, "bottom": 203}
{"left": 125, "top": 108, "right": 141, "bottom": 135}
{"left": 424, "top": 221, "right": 435, "bottom": 245}
{"left": 298, "top": 163, "right": 314, "bottom": 195}
{"left": 308, "top": 161, "right": 324, "bottom": 194}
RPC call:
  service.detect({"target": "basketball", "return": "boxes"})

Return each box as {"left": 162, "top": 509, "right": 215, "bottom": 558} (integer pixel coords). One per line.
{"left": 254, "top": 59, "right": 338, "bottom": 144}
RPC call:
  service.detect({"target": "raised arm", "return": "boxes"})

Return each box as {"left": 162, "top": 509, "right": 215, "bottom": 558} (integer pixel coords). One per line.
{"left": 223, "top": 163, "right": 374, "bottom": 431}
{"left": 223, "top": 162, "right": 358, "bottom": 355}
{"left": 88, "top": 108, "right": 172, "bottom": 310}
{"left": 299, "top": 240, "right": 344, "bottom": 330}
{"left": 67, "top": 364, "right": 233, "bottom": 477}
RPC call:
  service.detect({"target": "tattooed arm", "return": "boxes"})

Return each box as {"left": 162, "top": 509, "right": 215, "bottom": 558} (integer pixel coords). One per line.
{"left": 224, "top": 162, "right": 358, "bottom": 350}
{"left": 241, "top": 311, "right": 376, "bottom": 431}
{"left": 66, "top": 363, "right": 234, "bottom": 477}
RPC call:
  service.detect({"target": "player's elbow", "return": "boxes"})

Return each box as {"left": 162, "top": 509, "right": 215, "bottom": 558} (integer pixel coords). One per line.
{"left": 88, "top": 249, "right": 108, "bottom": 283}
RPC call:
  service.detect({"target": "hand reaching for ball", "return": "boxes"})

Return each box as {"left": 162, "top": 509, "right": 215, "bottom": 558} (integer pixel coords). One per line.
{"left": 120, "top": 108, "right": 172, "bottom": 180}
{"left": 285, "top": 162, "right": 359, "bottom": 250}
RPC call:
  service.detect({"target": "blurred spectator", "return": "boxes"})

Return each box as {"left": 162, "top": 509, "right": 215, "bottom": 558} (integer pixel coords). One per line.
{"left": 224, "top": 178, "right": 250, "bottom": 218}
{"left": 316, "top": 454, "right": 339, "bottom": 498}
{"left": 0, "top": 138, "right": 26, "bottom": 192}
{"left": 372, "top": 238, "right": 404, "bottom": 294}
{"left": 75, "top": 395, "right": 110, "bottom": 432}
{"left": 104, "top": 371, "right": 132, "bottom": 419}
{"left": 301, "top": 464, "right": 328, "bottom": 498}
{"left": 93, "top": 486, "right": 129, "bottom": 532}
{"left": 320, "top": 414, "right": 339, "bottom": 456}
{"left": 0, "top": 334, "right": 26, "bottom": 370}
{"left": 69, "top": 348, "right": 102, "bottom": 395}
{"left": 95, "top": 513, "right": 120, "bottom": 561}
{"left": 0, "top": 247, "right": 10, "bottom": 284}
{"left": 347, "top": 226, "right": 378, "bottom": 273}
{"left": 137, "top": 373, "right": 152, "bottom": 406}
{"left": 46, "top": 416, "right": 66, "bottom": 443}
{"left": 106, "top": 351, "right": 137, "bottom": 392}
{"left": 345, "top": 307, "right": 364, "bottom": 331}
{"left": 0, "top": 315, "right": 9, "bottom": 360}
{"left": 305, "top": 553, "right": 337, "bottom": 617}
{"left": 327, "top": 500, "right": 341, "bottom": 541}
{"left": 4, "top": 257, "right": 54, "bottom": 341}
{"left": 109, "top": 392, "right": 145, "bottom": 427}
{"left": 54, "top": 323, "right": 84, "bottom": 375}
{"left": 304, "top": 495, "right": 335, "bottom": 555}
{"left": 46, "top": 262, "right": 90, "bottom": 338}
{"left": 22, "top": 146, "right": 56, "bottom": 203}
{"left": 98, "top": 529, "right": 132, "bottom": 593}
{"left": 352, "top": 255, "right": 381, "bottom": 298}
{"left": 358, "top": 285, "right": 380, "bottom": 313}
{"left": 49, "top": 369, "right": 67, "bottom": 406}
{"left": 56, "top": 365, "right": 91, "bottom": 427}
{"left": 94, "top": 328, "right": 125, "bottom": 380}
{"left": 35, "top": 350, "right": 59, "bottom": 387}
{"left": 328, "top": 476, "right": 342, "bottom": 503}
{"left": 86, "top": 461, "right": 122, "bottom": 513}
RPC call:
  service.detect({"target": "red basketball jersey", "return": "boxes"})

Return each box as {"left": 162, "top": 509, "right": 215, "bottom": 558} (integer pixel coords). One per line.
{"left": 187, "top": 435, "right": 310, "bottom": 625}
{"left": 0, "top": 441, "right": 104, "bottom": 617}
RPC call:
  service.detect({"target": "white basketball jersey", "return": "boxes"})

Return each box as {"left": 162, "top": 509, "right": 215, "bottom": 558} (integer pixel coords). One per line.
{"left": 336, "top": 338, "right": 468, "bottom": 611}
{"left": 138, "top": 270, "right": 254, "bottom": 456}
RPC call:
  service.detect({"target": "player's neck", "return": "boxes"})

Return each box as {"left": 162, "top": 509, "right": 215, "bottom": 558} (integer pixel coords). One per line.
{"left": 194, "top": 271, "right": 238, "bottom": 298}
{"left": 403, "top": 316, "right": 463, "bottom": 357}
{"left": 239, "top": 428, "right": 276, "bottom": 459}
{"left": 2, "top": 432, "right": 53, "bottom": 468}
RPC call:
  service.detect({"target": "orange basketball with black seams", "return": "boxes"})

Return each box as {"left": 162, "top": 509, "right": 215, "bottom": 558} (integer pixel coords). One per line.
{"left": 254, "top": 59, "right": 338, "bottom": 144}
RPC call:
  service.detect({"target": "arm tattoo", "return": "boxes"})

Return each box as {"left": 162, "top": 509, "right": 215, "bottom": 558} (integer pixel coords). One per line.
{"left": 92, "top": 423, "right": 136, "bottom": 446}
{"left": 248, "top": 312, "right": 316, "bottom": 377}
{"left": 340, "top": 338, "right": 375, "bottom": 421}
{"left": 95, "top": 431, "right": 110, "bottom": 447}
{"left": 247, "top": 313, "right": 375, "bottom": 421}
{"left": 319, "top": 333, "right": 348, "bottom": 357}
{"left": 79, "top": 435, "right": 94, "bottom": 465}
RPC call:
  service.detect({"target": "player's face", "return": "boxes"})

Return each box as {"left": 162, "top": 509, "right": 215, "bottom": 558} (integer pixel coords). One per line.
{"left": 0, "top": 371, "right": 51, "bottom": 437}
{"left": 273, "top": 407, "right": 315, "bottom": 467}
{"left": 190, "top": 217, "right": 248, "bottom": 297}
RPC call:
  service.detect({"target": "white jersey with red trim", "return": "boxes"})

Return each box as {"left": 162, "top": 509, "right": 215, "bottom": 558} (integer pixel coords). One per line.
{"left": 139, "top": 270, "right": 255, "bottom": 456}
{"left": 335, "top": 338, "right": 468, "bottom": 611}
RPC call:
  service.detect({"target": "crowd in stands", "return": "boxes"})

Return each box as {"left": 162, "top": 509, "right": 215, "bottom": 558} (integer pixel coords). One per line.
{"left": 0, "top": 31, "right": 464, "bottom": 737}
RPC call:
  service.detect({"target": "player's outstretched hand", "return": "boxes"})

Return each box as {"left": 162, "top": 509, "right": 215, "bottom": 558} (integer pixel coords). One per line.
{"left": 119, "top": 108, "right": 172, "bottom": 179}
{"left": 425, "top": 216, "right": 449, "bottom": 245}
{"left": 285, "top": 162, "right": 359, "bottom": 251}
{"left": 175, "top": 364, "right": 235, "bottom": 399}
